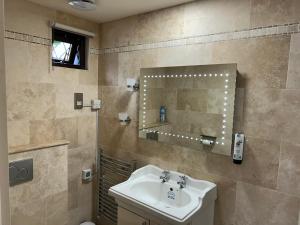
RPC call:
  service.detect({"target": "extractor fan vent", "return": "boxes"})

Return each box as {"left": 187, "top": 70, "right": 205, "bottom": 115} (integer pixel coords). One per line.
{"left": 68, "top": 0, "right": 96, "bottom": 10}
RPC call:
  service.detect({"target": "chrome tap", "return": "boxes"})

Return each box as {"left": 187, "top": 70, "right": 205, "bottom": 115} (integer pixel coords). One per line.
{"left": 160, "top": 170, "right": 170, "bottom": 183}
{"left": 177, "top": 175, "right": 187, "bottom": 189}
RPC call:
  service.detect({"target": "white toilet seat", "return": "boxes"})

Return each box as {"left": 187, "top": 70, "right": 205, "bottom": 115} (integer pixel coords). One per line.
{"left": 80, "top": 222, "right": 95, "bottom": 225}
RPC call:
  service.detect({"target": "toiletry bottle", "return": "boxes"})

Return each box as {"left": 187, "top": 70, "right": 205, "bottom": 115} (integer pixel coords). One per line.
{"left": 160, "top": 106, "right": 166, "bottom": 123}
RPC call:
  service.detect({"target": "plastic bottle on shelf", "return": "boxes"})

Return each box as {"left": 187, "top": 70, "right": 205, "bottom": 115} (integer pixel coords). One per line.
{"left": 160, "top": 106, "right": 167, "bottom": 123}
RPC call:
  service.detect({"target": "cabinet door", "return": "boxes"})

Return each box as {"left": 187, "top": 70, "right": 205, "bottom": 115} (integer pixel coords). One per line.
{"left": 118, "top": 207, "right": 149, "bottom": 225}
{"left": 150, "top": 222, "right": 160, "bottom": 225}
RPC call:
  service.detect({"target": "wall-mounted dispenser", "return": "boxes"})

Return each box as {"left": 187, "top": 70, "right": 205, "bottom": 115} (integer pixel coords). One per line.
{"left": 119, "top": 112, "right": 131, "bottom": 125}
{"left": 127, "top": 78, "right": 139, "bottom": 92}
{"left": 233, "top": 132, "right": 245, "bottom": 164}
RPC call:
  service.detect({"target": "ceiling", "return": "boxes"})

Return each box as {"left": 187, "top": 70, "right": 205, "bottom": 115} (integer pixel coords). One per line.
{"left": 28, "top": 0, "right": 194, "bottom": 23}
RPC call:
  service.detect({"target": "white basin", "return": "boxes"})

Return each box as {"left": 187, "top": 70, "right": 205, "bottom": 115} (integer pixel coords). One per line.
{"left": 109, "top": 165, "right": 217, "bottom": 225}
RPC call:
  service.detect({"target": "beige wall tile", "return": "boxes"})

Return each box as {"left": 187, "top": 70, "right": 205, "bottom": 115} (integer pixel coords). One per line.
{"left": 30, "top": 119, "right": 56, "bottom": 144}
{"left": 55, "top": 83, "right": 77, "bottom": 119}
{"left": 55, "top": 118, "right": 78, "bottom": 148}
{"left": 243, "top": 88, "right": 282, "bottom": 141}
{"left": 277, "top": 142, "right": 300, "bottom": 196}
{"left": 118, "top": 52, "right": 145, "bottom": 85}
{"left": 6, "top": 82, "right": 56, "bottom": 121}
{"left": 281, "top": 111, "right": 300, "bottom": 146}
{"left": 287, "top": 33, "right": 300, "bottom": 89}
{"left": 100, "top": 16, "right": 139, "bottom": 48}
{"left": 52, "top": 66, "right": 79, "bottom": 87}
{"left": 184, "top": 0, "right": 251, "bottom": 37}
{"left": 235, "top": 182, "right": 300, "bottom": 225}
{"left": 77, "top": 115, "right": 96, "bottom": 147}
{"left": 68, "top": 146, "right": 95, "bottom": 180}
{"left": 206, "top": 137, "right": 280, "bottom": 189}
{"left": 212, "top": 36, "right": 290, "bottom": 89}
{"left": 78, "top": 54, "right": 99, "bottom": 86}
{"left": 101, "top": 86, "right": 138, "bottom": 121}
{"left": 10, "top": 199, "right": 46, "bottom": 225}
{"left": 100, "top": 116, "right": 138, "bottom": 153}
{"left": 136, "top": 5, "right": 185, "bottom": 44}
{"left": 45, "top": 146, "right": 68, "bottom": 196}
{"left": 5, "top": 0, "right": 55, "bottom": 38}
{"left": 7, "top": 120, "right": 30, "bottom": 147}
{"left": 99, "top": 53, "right": 119, "bottom": 86}
{"left": 250, "top": 0, "right": 300, "bottom": 28}
{"left": 28, "top": 118, "right": 78, "bottom": 147}
{"left": 68, "top": 178, "right": 79, "bottom": 210}
{"left": 156, "top": 44, "right": 213, "bottom": 67}
{"left": 178, "top": 169, "right": 237, "bottom": 225}
{"left": 46, "top": 191, "right": 68, "bottom": 225}
{"left": 5, "top": 39, "right": 53, "bottom": 84}
{"left": 118, "top": 50, "right": 158, "bottom": 86}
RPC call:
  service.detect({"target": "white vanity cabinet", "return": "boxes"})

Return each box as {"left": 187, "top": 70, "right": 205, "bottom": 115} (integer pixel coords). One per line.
{"left": 118, "top": 207, "right": 149, "bottom": 225}
{"left": 118, "top": 206, "right": 192, "bottom": 225}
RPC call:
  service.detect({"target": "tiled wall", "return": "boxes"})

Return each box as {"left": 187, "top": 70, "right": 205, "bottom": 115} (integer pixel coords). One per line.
{"left": 98, "top": 0, "right": 300, "bottom": 225}
{"left": 4, "top": 0, "right": 99, "bottom": 224}
{"left": 9, "top": 145, "right": 68, "bottom": 225}
{"left": 0, "top": 0, "right": 10, "bottom": 224}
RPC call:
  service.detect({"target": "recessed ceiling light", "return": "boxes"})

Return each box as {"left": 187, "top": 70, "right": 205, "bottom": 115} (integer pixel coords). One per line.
{"left": 68, "top": 0, "right": 96, "bottom": 11}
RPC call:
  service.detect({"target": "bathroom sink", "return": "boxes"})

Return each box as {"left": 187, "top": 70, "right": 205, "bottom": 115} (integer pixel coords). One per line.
{"left": 130, "top": 180, "right": 192, "bottom": 208}
{"left": 109, "top": 165, "right": 217, "bottom": 224}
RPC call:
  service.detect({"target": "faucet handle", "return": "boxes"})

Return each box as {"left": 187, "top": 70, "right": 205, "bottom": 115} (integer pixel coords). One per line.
{"left": 160, "top": 170, "right": 170, "bottom": 183}
{"left": 177, "top": 175, "right": 188, "bottom": 188}
{"left": 162, "top": 170, "right": 170, "bottom": 175}
{"left": 178, "top": 175, "right": 186, "bottom": 181}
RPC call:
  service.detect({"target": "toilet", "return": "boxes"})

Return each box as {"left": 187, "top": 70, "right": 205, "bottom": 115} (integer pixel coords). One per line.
{"left": 80, "top": 222, "right": 95, "bottom": 225}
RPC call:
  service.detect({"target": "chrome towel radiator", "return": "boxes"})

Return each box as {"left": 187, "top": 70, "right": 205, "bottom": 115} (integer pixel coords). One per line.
{"left": 97, "top": 150, "right": 136, "bottom": 225}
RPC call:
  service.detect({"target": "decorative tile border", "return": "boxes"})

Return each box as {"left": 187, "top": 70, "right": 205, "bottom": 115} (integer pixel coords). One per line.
{"left": 5, "top": 23, "right": 300, "bottom": 54}
{"left": 5, "top": 30, "right": 51, "bottom": 46}
{"left": 89, "top": 48, "right": 101, "bottom": 55}
{"left": 99, "top": 23, "right": 300, "bottom": 54}
{"left": 4, "top": 30, "right": 99, "bottom": 55}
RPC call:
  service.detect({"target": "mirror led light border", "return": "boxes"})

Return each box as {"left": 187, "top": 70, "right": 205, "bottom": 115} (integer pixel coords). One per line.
{"left": 141, "top": 73, "right": 230, "bottom": 146}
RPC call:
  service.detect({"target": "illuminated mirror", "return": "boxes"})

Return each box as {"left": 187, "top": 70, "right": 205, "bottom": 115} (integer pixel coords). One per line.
{"left": 139, "top": 64, "right": 237, "bottom": 155}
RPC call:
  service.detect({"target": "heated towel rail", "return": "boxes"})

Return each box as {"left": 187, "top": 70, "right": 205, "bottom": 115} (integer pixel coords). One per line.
{"left": 97, "top": 150, "right": 136, "bottom": 225}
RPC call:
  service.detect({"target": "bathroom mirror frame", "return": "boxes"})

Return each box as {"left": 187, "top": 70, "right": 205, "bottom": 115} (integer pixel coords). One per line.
{"left": 138, "top": 64, "right": 237, "bottom": 156}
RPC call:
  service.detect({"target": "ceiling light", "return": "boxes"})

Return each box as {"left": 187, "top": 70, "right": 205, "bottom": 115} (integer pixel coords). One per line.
{"left": 68, "top": 0, "right": 96, "bottom": 11}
